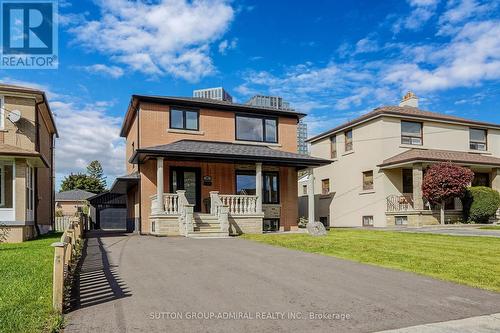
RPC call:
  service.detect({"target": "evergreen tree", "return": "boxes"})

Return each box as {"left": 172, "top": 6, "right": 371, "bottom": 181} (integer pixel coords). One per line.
{"left": 87, "top": 160, "right": 107, "bottom": 189}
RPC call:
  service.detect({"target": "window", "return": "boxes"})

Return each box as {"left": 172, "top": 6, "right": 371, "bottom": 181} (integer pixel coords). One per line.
{"left": 402, "top": 169, "right": 413, "bottom": 194}
{"left": 0, "top": 163, "right": 13, "bottom": 208}
{"left": 362, "top": 216, "right": 374, "bottom": 226}
{"left": 236, "top": 171, "right": 279, "bottom": 204}
{"left": 362, "top": 170, "right": 374, "bottom": 191}
{"left": 235, "top": 115, "right": 277, "bottom": 143}
{"left": 302, "top": 184, "right": 307, "bottom": 195}
{"left": 395, "top": 216, "right": 408, "bottom": 225}
{"left": 401, "top": 121, "right": 422, "bottom": 145}
{"left": 170, "top": 108, "right": 199, "bottom": 131}
{"left": 321, "top": 179, "right": 330, "bottom": 195}
{"left": 263, "top": 172, "right": 279, "bottom": 204}
{"left": 236, "top": 171, "right": 256, "bottom": 195}
{"left": 330, "top": 136, "right": 337, "bottom": 158}
{"left": 470, "top": 128, "right": 487, "bottom": 151}
{"left": 263, "top": 219, "right": 280, "bottom": 232}
{"left": 344, "top": 129, "right": 353, "bottom": 151}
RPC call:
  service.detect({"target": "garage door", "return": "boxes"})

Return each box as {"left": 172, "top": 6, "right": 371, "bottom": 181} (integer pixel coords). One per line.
{"left": 99, "top": 208, "right": 127, "bottom": 230}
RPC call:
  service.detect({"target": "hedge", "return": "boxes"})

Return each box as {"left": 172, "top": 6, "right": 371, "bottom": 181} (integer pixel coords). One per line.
{"left": 463, "top": 186, "right": 500, "bottom": 223}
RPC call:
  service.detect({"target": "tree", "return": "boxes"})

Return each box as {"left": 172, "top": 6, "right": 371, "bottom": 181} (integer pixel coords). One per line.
{"left": 87, "top": 160, "right": 107, "bottom": 190}
{"left": 60, "top": 173, "right": 105, "bottom": 193}
{"left": 422, "top": 162, "right": 474, "bottom": 224}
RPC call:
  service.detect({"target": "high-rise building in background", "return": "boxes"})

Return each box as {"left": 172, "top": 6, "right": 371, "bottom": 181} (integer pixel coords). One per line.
{"left": 246, "top": 95, "right": 309, "bottom": 154}
{"left": 193, "top": 87, "right": 233, "bottom": 102}
{"left": 297, "top": 120, "right": 308, "bottom": 154}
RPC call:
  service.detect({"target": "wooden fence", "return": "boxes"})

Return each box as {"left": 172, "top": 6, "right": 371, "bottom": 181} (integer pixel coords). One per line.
{"left": 51, "top": 214, "right": 85, "bottom": 313}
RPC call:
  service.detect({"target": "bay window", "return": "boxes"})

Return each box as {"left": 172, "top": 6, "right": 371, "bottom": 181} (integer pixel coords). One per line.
{"left": 235, "top": 114, "right": 278, "bottom": 143}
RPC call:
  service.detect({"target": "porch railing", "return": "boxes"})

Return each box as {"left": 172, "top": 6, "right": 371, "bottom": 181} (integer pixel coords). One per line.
{"left": 164, "top": 193, "right": 180, "bottom": 214}
{"left": 219, "top": 194, "right": 258, "bottom": 215}
{"left": 386, "top": 194, "right": 414, "bottom": 212}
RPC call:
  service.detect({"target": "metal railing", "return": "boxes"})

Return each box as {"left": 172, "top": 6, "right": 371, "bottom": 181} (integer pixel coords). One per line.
{"left": 386, "top": 194, "right": 414, "bottom": 212}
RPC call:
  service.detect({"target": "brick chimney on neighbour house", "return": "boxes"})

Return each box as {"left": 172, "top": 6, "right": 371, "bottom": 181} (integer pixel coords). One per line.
{"left": 399, "top": 91, "right": 419, "bottom": 108}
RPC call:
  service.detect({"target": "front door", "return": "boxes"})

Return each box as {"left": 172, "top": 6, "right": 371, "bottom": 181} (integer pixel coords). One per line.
{"left": 170, "top": 167, "right": 201, "bottom": 212}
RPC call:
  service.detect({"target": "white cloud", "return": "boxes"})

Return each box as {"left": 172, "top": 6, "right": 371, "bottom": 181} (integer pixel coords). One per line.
{"left": 355, "top": 37, "right": 379, "bottom": 54}
{"left": 393, "top": 0, "right": 440, "bottom": 32}
{"left": 383, "top": 19, "right": 500, "bottom": 91}
{"left": 438, "top": 0, "right": 496, "bottom": 35}
{"left": 68, "top": 0, "right": 234, "bottom": 81}
{"left": 218, "top": 38, "right": 237, "bottom": 54}
{"left": 82, "top": 64, "right": 124, "bottom": 78}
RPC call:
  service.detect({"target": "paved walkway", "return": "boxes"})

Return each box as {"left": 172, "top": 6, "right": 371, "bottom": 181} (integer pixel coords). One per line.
{"left": 65, "top": 231, "right": 500, "bottom": 332}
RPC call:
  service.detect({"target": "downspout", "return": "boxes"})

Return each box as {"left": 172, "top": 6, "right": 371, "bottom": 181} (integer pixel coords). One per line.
{"left": 33, "top": 102, "right": 41, "bottom": 236}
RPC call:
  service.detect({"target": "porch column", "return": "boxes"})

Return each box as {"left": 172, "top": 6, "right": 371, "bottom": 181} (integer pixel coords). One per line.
{"left": 256, "top": 162, "right": 263, "bottom": 213}
{"left": 307, "top": 168, "right": 315, "bottom": 223}
{"left": 412, "top": 163, "right": 424, "bottom": 210}
{"left": 153, "top": 157, "right": 165, "bottom": 214}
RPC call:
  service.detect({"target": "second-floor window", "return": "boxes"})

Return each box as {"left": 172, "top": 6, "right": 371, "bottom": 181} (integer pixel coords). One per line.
{"left": 362, "top": 170, "right": 374, "bottom": 191}
{"left": 235, "top": 114, "right": 277, "bottom": 143}
{"left": 170, "top": 108, "right": 199, "bottom": 131}
{"left": 401, "top": 121, "right": 422, "bottom": 145}
{"left": 470, "top": 128, "right": 487, "bottom": 151}
{"left": 330, "top": 136, "right": 337, "bottom": 158}
{"left": 344, "top": 129, "right": 353, "bottom": 152}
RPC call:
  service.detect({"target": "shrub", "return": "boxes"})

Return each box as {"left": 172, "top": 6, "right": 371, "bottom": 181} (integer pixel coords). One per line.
{"left": 463, "top": 186, "right": 500, "bottom": 223}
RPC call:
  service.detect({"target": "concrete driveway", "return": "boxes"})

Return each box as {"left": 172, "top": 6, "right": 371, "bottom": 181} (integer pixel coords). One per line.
{"left": 65, "top": 231, "right": 500, "bottom": 333}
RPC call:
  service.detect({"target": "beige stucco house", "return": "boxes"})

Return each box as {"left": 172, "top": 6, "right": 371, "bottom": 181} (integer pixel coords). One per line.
{"left": 306, "top": 92, "right": 500, "bottom": 227}
{"left": 0, "top": 84, "right": 58, "bottom": 242}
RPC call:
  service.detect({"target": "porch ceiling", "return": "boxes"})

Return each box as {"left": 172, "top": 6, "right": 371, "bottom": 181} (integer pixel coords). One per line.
{"left": 378, "top": 148, "right": 500, "bottom": 169}
{"left": 129, "top": 140, "right": 330, "bottom": 168}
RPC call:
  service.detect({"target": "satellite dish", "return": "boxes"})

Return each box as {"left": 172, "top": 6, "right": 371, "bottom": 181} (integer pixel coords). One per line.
{"left": 8, "top": 109, "right": 21, "bottom": 123}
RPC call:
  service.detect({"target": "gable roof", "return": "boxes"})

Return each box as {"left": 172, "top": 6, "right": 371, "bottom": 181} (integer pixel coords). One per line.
{"left": 120, "top": 95, "right": 305, "bottom": 137}
{"left": 378, "top": 148, "right": 500, "bottom": 168}
{"left": 130, "top": 139, "right": 329, "bottom": 168}
{"left": 308, "top": 105, "right": 500, "bottom": 143}
{"left": 55, "top": 189, "right": 96, "bottom": 201}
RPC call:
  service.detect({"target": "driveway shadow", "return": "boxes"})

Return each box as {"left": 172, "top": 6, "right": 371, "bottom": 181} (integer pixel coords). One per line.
{"left": 67, "top": 231, "right": 131, "bottom": 312}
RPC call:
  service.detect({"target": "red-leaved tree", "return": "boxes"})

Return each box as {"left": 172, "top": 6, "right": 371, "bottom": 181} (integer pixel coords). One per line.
{"left": 422, "top": 162, "right": 474, "bottom": 224}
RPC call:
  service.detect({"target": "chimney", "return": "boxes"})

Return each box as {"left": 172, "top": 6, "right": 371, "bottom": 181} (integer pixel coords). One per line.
{"left": 399, "top": 91, "right": 418, "bottom": 108}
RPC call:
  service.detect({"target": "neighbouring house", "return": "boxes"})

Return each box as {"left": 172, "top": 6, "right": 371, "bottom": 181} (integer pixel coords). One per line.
{"left": 55, "top": 189, "right": 95, "bottom": 216}
{"left": 307, "top": 92, "right": 500, "bottom": 227}
{"left": 0, "top": 84, "right": 58, "bottom": 243}
{"left": 110, "top": 94, "right": 328, "bottom": 237}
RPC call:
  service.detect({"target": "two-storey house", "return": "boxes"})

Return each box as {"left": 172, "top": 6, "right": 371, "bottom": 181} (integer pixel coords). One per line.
{"left": 113, "top": 95, "right": 327, "bottom": 237}
{"left": 307, "top": 92, "right": 500, "bottom": 227}
{"left": 0, "top": 84, "right": 58, "bottom": 242}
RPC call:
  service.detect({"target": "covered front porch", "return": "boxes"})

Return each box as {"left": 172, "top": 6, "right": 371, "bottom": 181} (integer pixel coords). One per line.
{"left": 130, "top": 140, "right": 328, "bottom": 237}
{"left": 379, "top": 149, "right": 500, "bottom": 226}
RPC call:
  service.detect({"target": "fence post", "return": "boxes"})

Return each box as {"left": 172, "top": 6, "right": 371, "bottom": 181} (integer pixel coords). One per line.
{"left": 51, "top": 242, "right": 67, "bottom": 313}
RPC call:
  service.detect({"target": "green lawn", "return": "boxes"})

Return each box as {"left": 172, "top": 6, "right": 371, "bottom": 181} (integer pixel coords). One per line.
{"left": 479, "top": 225, "right": 500, "bottom": 230}
{"left": 242, "top": 229, "right": 500, "bottom": 292}
{"left": 0, "top": 233, "right": 63, "bottom": 333}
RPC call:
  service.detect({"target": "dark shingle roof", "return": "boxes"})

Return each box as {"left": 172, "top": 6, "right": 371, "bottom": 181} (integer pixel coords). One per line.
{"left": 55, "top": 189, "right": 96, "bottom": 201}
{"left": 308, "top": 105, "right": 500, "bottom": 143}
{"left": 378, "top": 149, "right": 500, "bottom": 168}
{"left": 131, "top": 140, "right": 329, "bottom": 167}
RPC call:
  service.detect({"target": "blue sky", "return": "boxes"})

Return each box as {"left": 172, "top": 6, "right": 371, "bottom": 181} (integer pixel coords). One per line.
{"left": 1, "top": 0, "right": 499, "bottom": 188}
